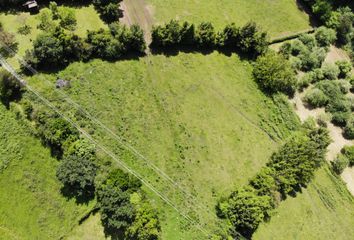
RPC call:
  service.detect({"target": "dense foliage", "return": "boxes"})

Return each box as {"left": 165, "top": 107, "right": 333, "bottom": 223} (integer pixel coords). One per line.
{"left": 151, "top": 20, "right": 268, "bottom": 57}
{"left": 218, "top": 123, "right": 330, "bottom": 238}
{"left": 253, "top": 51, "right": 297, "bottom": 95}
{"left": 0, "top": 70, "right": 22, "bottom": 105}
{"left": 93, "top": 0, "right": 123, "bottom": 23}
{"left": 96, "top": 169, "right": 160, "bottom": 239}
{"left": 0, "top": 21, "right": 18, "bottom": 58}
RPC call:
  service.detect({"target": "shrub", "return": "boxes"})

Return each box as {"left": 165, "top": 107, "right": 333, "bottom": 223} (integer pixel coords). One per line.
{"left": 298, "top": 33, "right": 316, "bottom": 49}
{"left": 331, "top": 154, "right": 349, "bottom": 174}
{"left": 317, "top": 113, "right": 331, "bottom": 127}
{"left": 220, "top": 23, "right": 239, "bottom": 48}
{"left": 299, "top": 47, "right": 326, "bottom": 71}
{"left": 335, "top": 60, "right": 352, "bottom": 78}
{"left": 279, "top": 42, "right": 292, "bottom": 59}
{"left": 291, "top": 39, "right": 307, "bottom": 56}
{"left": 290, "top": 57, "right": 302, "bottom": 71}
{"left": 58, "top": 6, "right": 77, "bottom": 31}
{"left": 321, "top": 63, "right": 339, "bottom": 80}
{"left": 37, "top": 8, "right": 57, "bottom": 31}
{"left": 151, "top": 20, "right": 183, "bottom": 47}
{"left": 342, "top": 145, "right": 354, "bottom": 166}
{"left": 333, "top": 80, "right": 351, "bottom": 94}
{"left": 303, "top": 88, "right": 329, "bottom": 108}
{"left": 56, "top": 154, "right": 98, "bottom": 197}
{"left": 0, "top": 28, "right": 18, "bottom": 58}
{"left": 17, "top": 24, "right": 31, "bottom": 35}
{"left": 314, "top": 26, "right": 337, "bottom": 47}
{"left": 331, "top": 111, "right": 350, "bottom": 127}
{"left": 249, "top": 167, "right": 277, "bottom": 201}
{"left": 297, "top": 73, "right": 311, "bottom": 91}
{"left": 344, "top": 117, "right": 354, "bottom": 139}
{"left": 253, "top": 51, "right": 297, "bottom": 95}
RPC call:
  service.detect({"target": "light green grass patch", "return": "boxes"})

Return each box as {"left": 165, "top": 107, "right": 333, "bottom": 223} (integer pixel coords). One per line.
{"left": 27, "top": 51, "right": 298, "bottom": 239}
{"left": 147, "top": 0, "right": 311, "bottom": 38}
{"left": 0, "top": 103, "right": 95, "bottom": 240}
{"left": 254, "top": 166, "right": 354, "bottom": 240}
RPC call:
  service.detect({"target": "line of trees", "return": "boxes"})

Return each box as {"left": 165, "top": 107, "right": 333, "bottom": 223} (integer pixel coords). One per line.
{"left": 151, "top": 20, "right": 268, "bottom": 57}
{"left": 0, "top": 78, "right": 161, "bottom": 239}
{"left": 216, "top": 121, "right": 330, "bottom": 239}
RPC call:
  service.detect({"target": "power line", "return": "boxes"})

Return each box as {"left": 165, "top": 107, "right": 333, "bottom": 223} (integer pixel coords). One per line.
{"left": 0, "top": 55, "right": 211, "bottom": 238}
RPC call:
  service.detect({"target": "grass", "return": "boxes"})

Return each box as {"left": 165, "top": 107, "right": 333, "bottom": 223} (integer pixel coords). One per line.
{"left": 0, "top": 103, "right": 95, "bottom": 240}
{"left": 146, "top": 0, "right": 312, "bottom": 38}
{"left": 26, "top": 51, "right": 298, "bottom": 239}
{"left": 254, "top": 166, "right": 354, "bottom": 239}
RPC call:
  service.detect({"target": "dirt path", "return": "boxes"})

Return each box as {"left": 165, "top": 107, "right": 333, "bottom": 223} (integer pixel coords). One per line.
{"left": 120, "top": 0, "right": 154, "bottom": 45}
{"left": 324, "top": 45, "right": 350, "bottom": 64}
{"left": 291, "top": 75, "right": 354, "bottom": 196}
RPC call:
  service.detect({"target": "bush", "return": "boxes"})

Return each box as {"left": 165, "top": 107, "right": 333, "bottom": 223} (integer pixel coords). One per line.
{"left": 17, "top": 24, "right": 31, "bottom": 35}
{"left": 58, "top": 6, "right": 77, "bottom": 31}
{"left": 335, "top": 60, "right": 352, "bottom": 78}
{"left": 314, "top": 26, "right": 337, "bottom": 47}
{"left": 0, "top": 28, "right": 18, "bottom": 58}
{"left": 291, "top": 39, "right": 307, "bottom": 56}
{"left": 333, "top": 80, "right": 351, "bottom": 94}
{"left": 331, "top": 154, "right": 349, "bottom": 174}
{"left": 344, "top": 117, "right": 354, "bottom": 139}
{"left": 290, "top": 57, "right": 302, "bottom": 71}
{"left": 303, "top": 88, "right": 329, "bottom": 108}
{"left": 321, "top": 63, "right": 339, "bottom": 80}
{"left": 331, "top": 111, "right": 350, "bottom": 127}
{"left": 317, "top": 113, "right": 331, "bottom": 127}
{"left": 253, "top": 51, "right": 297, "bottom": 95}
{"left": 249, "top": 167, "right": 277, "bottom": 200}
{"left": 342, "top": 145, "right": 354, "bottom": 166}
{"left": 299, "top": 47, "right": 327, "bottom": 71}
{"left": 236, "top": 22, "right": 268, "bottom": 56}
{"left": 56, "top": 154, "right": 98, "bottom": 197}
{"left": 279, "top": 42, "right": 292, "bottom": 59}
{"left": 298, "top": 33, "right": 316, "bottom": 49}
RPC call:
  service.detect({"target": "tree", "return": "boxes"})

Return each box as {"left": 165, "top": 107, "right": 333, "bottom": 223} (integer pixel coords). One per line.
{"left": 105, "top": 169, "right": 142, "bottom": 193}
{"left": 129, "top": 24, "right": 146, "bottom": 52}
{"left": 0, "top": 70, "right": 22, "bottom": 104}
{"left": 334, "top": 7, "right": 353, "bottom": 45}
{"left": 219, "top": 23, "right": 239, "bottom": 48}
{"left": 97, "top": 185, "right": 136, "bottom": 233}
{"left": 299, "top": 33, "right": 317, "bottom": 49}
{"left": 93, "top": 0, "right": 123, "bottom": 23}
{"left": 225, "top": 187, "right": 273, "bottom": 238}
{"left": 299, "top": 47, "right": 327, "bottom": 71}
{"left": 253, "top": 51, "right": 297, "bottom": 95}
{"left": 56, "top": 154, "right": 98, "bottom": 197}
{"left": 195, "top": 22, "right": 216, "bottom": 48}
{"left": 127, "top": 203, "right": 161, "bottom": 240}
{"left": 268, "top": 131, "right": 328, "bottom": 195}
{"left": 314, "top": 26, "right": 337, "bottom": 47}
{"left": 237, "top": 22, "right": 268, "bottom": 56}
{"left": 249, "top": 167, "right": 277, "bottom": 204}
{"left": 33, "top": 33, "right": 64, "bottom": 66}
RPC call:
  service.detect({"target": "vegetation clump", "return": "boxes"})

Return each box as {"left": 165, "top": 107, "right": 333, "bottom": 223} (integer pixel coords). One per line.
{"left": 253, "top": 51, "right": 297, "bottom": 95}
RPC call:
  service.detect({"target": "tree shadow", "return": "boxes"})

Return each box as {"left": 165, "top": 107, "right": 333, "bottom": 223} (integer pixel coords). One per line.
{"left": 295, "top": 0, "right": 320, "bottom": 28}
{"left": 60, "top": 184, "right": 95, "bottom": 204}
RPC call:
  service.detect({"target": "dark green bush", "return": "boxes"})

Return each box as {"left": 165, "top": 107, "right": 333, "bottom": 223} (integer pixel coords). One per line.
{"left": 331, "top": 154, "right": 349, "bottom": 174}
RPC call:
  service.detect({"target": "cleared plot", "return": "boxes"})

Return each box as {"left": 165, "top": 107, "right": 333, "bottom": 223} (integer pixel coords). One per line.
{"left": 254, "top": 167, "right": 354, "bottom": 239}
{"left": 146, "top": 0, "right": 311, "bottom": 37}
{"left": 27, "top": 52, "right": 298, "bottom": 239}
{"left": 0, "top": 104, "right": 94, "bottom": 240}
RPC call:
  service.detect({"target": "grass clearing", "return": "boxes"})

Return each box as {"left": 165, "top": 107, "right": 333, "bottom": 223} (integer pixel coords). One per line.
{"left": 0, "top": 103, "right": 95, "bottom": 240}
{"left": 254, "top": 166, "right": 354, "bottom": 239}
{"left": 146, "top": 0, "right": 312, "bottom": 38}
{"left": 27, "top": 51, "right": 298, "bottom": 239}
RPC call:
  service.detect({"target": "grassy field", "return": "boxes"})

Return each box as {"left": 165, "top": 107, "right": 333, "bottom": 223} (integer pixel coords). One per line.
{"left": 254, "top": 166, "right": 354, "bottom": 239}
{"left": 0, "top": 103, "right": 95, "bottom": 240}
{"left": 26, "top": 51, "right": 299, "bottom": 239}
{"left": 146, "top": 0, "right": 312, "bottom": 38}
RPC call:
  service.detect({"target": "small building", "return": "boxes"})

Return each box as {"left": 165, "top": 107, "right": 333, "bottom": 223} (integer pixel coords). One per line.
{"left": 22, "top": 1, "right": 39, "bottom": 13}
